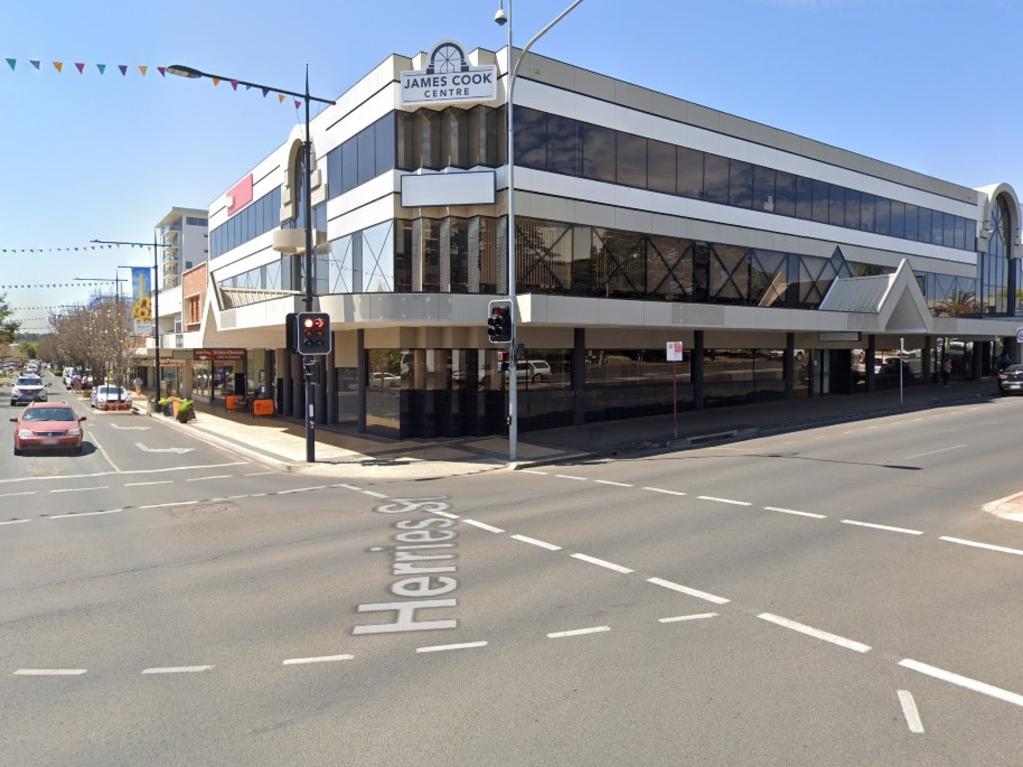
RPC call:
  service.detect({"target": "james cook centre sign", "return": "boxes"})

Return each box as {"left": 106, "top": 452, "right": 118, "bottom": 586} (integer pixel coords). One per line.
{"left": 400, "top": 40, "right": 497, "bottom": 105}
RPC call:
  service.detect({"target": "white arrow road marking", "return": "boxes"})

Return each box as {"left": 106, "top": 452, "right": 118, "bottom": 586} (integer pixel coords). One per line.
{"left": 109, "top": 424, "right": 150, "bottom": 431}
{"left": 134, "top": 442, "right": 194, "bottom": 455}
{"left": 897, "top": 690, "right": 924, "bottom": 733}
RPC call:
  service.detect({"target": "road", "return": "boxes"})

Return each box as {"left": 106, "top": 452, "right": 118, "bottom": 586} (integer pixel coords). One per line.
{"left": 2, "top": 374, "right": 1023, "bottom": 765}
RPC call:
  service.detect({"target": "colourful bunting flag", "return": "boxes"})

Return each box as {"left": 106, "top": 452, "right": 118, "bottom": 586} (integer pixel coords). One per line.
{"left": 212, "top": 76, "right": 221, "bottom": 86}
{"left": 230, "top": 79, "right": 238, "bottom": 90}
{"left": 138, "top": 65, "right": 147, "bottom": 76}
{"left": 294, "top": 99, "right": 301, "bottom": 109}
{"left": 75, "top": 62, "right": 85, "bottom": 74}
{"left": 96, "top": 63, "right": 106, "bottom": 75}
{"left": 30, "top": 59, "right": 39, "bottom": 70}
{"left": 52, "top": 61, "right": 63, "bottom": 73}
{"left": 261, "top": 87, "right": 269, "bottom": 97}
{"left": 5, "top": 58, "right": 15, "bottom": 71}
{"left": 157, "top": 66, "right": 166, "bottom": 77}
{"left": 118, "top": 64, "right": 127, "bottom": 76}
{"left": 277, "top": 93, "right": 285, "bottom": 103}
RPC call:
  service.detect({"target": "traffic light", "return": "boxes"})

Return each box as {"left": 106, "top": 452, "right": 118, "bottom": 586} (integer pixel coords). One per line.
{"left": 497, "top": 350, "right": 510, "bottom": 373}
{"left": 487, "top": 299, "right": 512, "bottom": 344}
{"left": 296, "top": 312, "right": 332, "bottom": 355}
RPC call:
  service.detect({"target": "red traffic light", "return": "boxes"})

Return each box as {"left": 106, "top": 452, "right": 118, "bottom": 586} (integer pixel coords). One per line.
{"left": 303, "top": 318, "right": 314, "bottom": 329}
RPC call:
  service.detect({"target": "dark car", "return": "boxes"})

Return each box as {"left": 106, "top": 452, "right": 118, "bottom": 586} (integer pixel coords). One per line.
{"left": 997, "top": 364, "right": 1023, "bottom": 395}
{"left": 11, "top": 402, "right": 86, "bottom": 455}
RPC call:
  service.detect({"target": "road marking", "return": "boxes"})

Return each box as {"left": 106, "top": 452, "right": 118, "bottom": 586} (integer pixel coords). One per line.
{"left": 757, "top": 613, "right": 871, "bottom": 653}
{"left": 841, "top": 519, "right": 924, "bottom": 536}
{"left": 245, "top": 471, "right": 274, "bottom": 477}
{"left": 333, "top": 483, "right": 361, "bottom": 491}
{"left": 109, "top": 424, "right": 149, "bottom": 430}
{"left": 0, "top": 491, "right": 35, "bottom": 498}
{"left": 251, "top": 493, "right": 267, "bottom": 497}
{"left": 462, "top": 519, "right": 505, "bottom": 533}
{"left": 90, "top": 434, "right": 121, "bottom": 473}
{"left": 555, "top": 474, "right": 587, "bottom": 481}
{"left": 939, "top": 536, "right": 1023, "bottom": 558}
{"left": 902, "top": 444, "right": 967, "bottom": 460}
{"left": 595, "top": 480, "right": 634, "bottom": 488}
{"left": 643, "top": 487, "right": 686, "bottom": 496}
{"left": 282, "top": 654, "right": 353, "bottom": 666}
{"left": 124, "top": 480, "right": 173, "bottom": 487}
{"left": 659, "top": 613, "right": 718, "bottom": 623}
{"left": 646, "top": 577, "right": 730, "bottom": 605}
{"left": 49, "top": 486, "right": 108, "bottom": 494}
{"left": 520, "top": 469, "right": 548, "bottom": 475}
{"left": 897, "top": 690, "right": 924, "bottom": 733}
{"left": 185, "top": 474, "right": 233, "bottom": 482}
{"left": 0, "top": 461, "right": 249, "bottom": 485}
{"left": 898, "top": 658, "right": 1023, "bottom": 708}
{"left": 570, "top": 553, "right": 634, "bottom": 574}
{"left": 430, "top": 510, "right": 460, "bottom": 520}
{"left": 134, "top": 442, "right": 194, "bottom": 455}
{"left": 142, "top": 665, "right": 214, "bottom": 674}
{"left": 362, "top": 490, "right": 388, "bottom": 499}
{"left": 510, "top": 534, "right": 562, "bottom": 551}
{"left": 14, "top": 668, "right": 87, "bottom": 676}
{"left": 0, "top": 518, "right": 32, "bottom": 526}
{"left": 227, "top": 494, "right": 250, "bottom": 500}
{"left": 277, "top": 486, "right": 327, "bottom": 495}
{"left": 139, "top": 500, "right": 198, "bottom": 510}
{"left": 698, "top": 495, "right": 752, "bottom": 507}
{"left": 765, "top": 506, "right": 827, "bottom": 519}
{"left": 416, "top": 641, "right": 488, "bottom": 654}
{"left": 50, "top": 508, "right": 124, "bottom": 519}
{"left": 547, "top": 626, "right": 610, "bottom": 639}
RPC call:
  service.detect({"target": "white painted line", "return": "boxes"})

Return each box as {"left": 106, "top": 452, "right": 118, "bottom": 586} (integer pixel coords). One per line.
{"left": 124, "top": 480, "right": 173, "bottom": 487}
{"left": 555, "top": 474, "right": 587, "bottom": 481}
{"left": 245, "top": 471, "right": 275, "bottom": 477}
{"left": 362, "top": 490, "right": 388, "bottom": 499}
{"left": 0, "top": 491, "right": 35, "bottom": 498}
{"left": 0, "top": 518, "right": 32, "bottom": 526}
{"left": 250, "top": 493, "right": 267, "bottom": 497}
{"left": 899, "top": 658, "right": 1023, "bottom": 708}
{"left": 416, "top": 641, "right": 488, "bottom": 654}
{"left": 940, "top": 536, "right": 1023, "bottom": 558}
{"left": 50, "top": 508, "right": 124, "bottom": 519}
{"left": 520, "top": 469, "right": 548, "bottom": 475}
{"left": 547, "top": 626, "right": 610, "bottom": 639}
{"left": 903, "top": 443, "right": 967, "bottom": 460}
{"left": 897, "top": 690, "right": 924, "bottom": 733}
{"left": 595, "top": 480, "right": 634, "bottom": 488}
{"left": 510, "top": 534, "right": 562, "bottom": 551}
{"left": 49, "top": 486, "right": 108, "bottom": 494}
{"left": 141, "top": 665, "right": 214, "bottom": 675}
{"left": 277, "top": 486, "right": 327, "bottom": 495}
{"left": 185, "top": 474, "right": 233, "bottom": 482}
{"left": 90, "top": 434, "right": 121, "bottom": 473}
{"left": 333, "top": 483, "right": 361, "bottom": 491}
{"left": 757, "top": 613, "right": 871, "bottom": 653}
{"left": 462, "top": 519, "right": 505, "bottom": 533}
{"left": 0, "top": 461, "right": 249, "bottom": 485}
{"left": 227, "top": 494, "right": 250, "bottom": 500}
{"left": 697, "top": 495, "right": 751, "bottom": 507}
{"left": 14, "top": 668, "right": 87, "bottom": 676}
{"left": 429, "top": 510, "right": 460, "bottom": 520}
{"left": 765, "top": 506, "right": 827, "bottom": 519}
{"left": 646, "top": 577, "right": 730, "bottom": 605}
{"left": 642, "top": 486, "right": 686, "bottom": 496}
{"left": 659, "top": 613, "right": 719, "bottom": 623}
{"left": 139, "top": 500, "right": 198, "bottom": 510}
{"left": 841, "top": 519, "right": 924, "bottom": 536}
{"left": 570, "top": 552, "right": 634, "bottom": 574}
{"left": 282, "top": 654, "right": 353, "bottom": 666}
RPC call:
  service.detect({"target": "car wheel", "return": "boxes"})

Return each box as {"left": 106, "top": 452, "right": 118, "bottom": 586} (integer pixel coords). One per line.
{"left": 13, "top": 447, "right": 21, "bottom": 456}
{"left": 531, "top": 374, "right": 543, "bottom": 383}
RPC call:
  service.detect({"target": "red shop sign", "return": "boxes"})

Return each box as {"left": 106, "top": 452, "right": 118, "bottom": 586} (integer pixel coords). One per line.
{"left": 193, "top": 348, "right": 247, "bottom": 363}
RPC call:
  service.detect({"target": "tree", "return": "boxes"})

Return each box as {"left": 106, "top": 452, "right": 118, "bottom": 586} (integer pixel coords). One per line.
{"left": 0, "top": 293, "right": 20, "bottom": 349}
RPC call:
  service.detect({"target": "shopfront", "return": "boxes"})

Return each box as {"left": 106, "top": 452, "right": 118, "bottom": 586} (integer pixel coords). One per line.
{"left": 193, "top": 349, "right": 247, "bottom": 403}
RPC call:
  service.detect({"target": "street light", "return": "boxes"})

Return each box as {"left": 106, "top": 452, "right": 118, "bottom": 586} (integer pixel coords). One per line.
{"left": 496, "top": 0, "right": 585, "bottom": 463}
{"left": 168, "top": 63, "right": 336, "bottom": 463}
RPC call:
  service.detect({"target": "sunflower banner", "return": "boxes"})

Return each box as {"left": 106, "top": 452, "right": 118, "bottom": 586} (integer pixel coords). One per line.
{"left": 130, "top": 266, "right": 153, "bottom": 336}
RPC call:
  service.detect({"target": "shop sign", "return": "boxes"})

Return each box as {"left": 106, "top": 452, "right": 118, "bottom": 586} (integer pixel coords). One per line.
{"left": 159, "top": 358, "right": 188, "bottom": 368}
{"left": 193, "top": 348, "right": 246, "bottom": 362}
{"left": 1016, "top": 326, "right": 1023, "bottom": 344}
{"left": 666, "top": 341, "right": 684, "bottom": 362}
{"left": 400, "top": 40, "right": 497, "bottom": 105}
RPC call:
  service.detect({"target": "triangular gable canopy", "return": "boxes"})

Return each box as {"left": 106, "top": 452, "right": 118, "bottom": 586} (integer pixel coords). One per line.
{"left": 820, "top": 259, "right": 932, "bottom": 333}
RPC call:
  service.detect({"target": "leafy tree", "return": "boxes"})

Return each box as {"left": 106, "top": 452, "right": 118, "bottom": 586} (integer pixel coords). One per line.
{"left": 0, "top": 293, "right": 19, "bottom": 346}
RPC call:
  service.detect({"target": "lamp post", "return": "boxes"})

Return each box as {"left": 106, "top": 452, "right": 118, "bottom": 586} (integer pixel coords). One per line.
{"left": 495, "top": 0, "right": 585, "bottom": 463}
{"left": 168, "top": 64, "right": 336, "bottom": 463}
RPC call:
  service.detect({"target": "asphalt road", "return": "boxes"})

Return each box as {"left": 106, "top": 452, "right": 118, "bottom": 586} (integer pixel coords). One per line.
{"left": 2, "top": 375, "right": 1023, "bottom": 765}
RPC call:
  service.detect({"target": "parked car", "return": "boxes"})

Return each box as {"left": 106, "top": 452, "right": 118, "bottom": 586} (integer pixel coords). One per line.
{"left": 509, "top": 360, "right": 552, "bottom": 383}
{"left": 996, "top": 364, "right": 1023, "bottom": 395}
{"left": 91, "top": 385, "right": 132, "bottom": 409}
{"left": 11, "top": 402, "right": 85, "bottom": 455}
{"left": 370, "top": 372, "right": 402, "bottom": 387}
{"left": 10, "top": 375, "right": 47, "bottom": 406}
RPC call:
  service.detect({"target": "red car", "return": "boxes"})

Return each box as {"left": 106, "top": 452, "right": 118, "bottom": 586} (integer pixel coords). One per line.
{"left": 10, "top": 402, "right": 86, "bottom": 455}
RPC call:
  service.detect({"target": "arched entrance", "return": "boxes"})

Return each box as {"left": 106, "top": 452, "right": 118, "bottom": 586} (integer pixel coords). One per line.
{"left": 980, "top": 195, "right": 1013, "bottom": 315}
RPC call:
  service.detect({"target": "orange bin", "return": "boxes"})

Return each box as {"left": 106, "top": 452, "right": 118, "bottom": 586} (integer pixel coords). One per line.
{"left": 252, "top": 399, "right": 275, "bottom": 417}
{"left": 225, "top": 394, "right": 239, "bottom": 410}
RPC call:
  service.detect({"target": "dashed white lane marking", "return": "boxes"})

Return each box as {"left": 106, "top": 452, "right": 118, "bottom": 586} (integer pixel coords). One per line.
{"left": 898, "top": 658, "right": 1023, "bottom": 708}
{"left": 141, "top": 665, "right": 214, "bottom": 675}
{"left": 14, "top": 668, "right": 87, "bottom": 676}
{"left": 245, "top": 471, "right": 275, "bottom": 477}
{"left": 547, "top": 626, "right": 610, "bottom": 639}
{"left": 124, "top": 480, "right": 172, "bottom": 487}
{"left": 49, "top": 486, "right": 108, "bottom": 494}
{"left": 250, "top": 493, "right": 268, "bottom": 497}
{"left": 570, "top": 553, "right": 634, "bottom": 574}
{"left": 643, "top": 486, "right": 686, "bottom": 496}
{"left": 416, "top": 641, "right": 488, "bottom": 654}
{"left": 333, "top": 483, "right": 361, "bottom": 491}
{"left": 510, "top": 534, "right": 562, "bottom": 551}
{"left": 902, "top": 443, "right": 967, "bottom": 460}
{"left": 282, "top": 654, "right": 353, "bottom": 666}
{"left": 757, "top": 613, "right": 871, "bottom": 653}
{"left": 659, "top": 613, "right": 718, "bottom": 624}
{"left": 646, "top": 577, "right": 730, "bottom": 605}
{"left": 185, "top": 474, "right": 233, "bottom": 482}
{"left": 277, "top": 486, "right": 327, "bottom": 495}
{"left": 462, "top": 519, "right": 505, "bottom": 533}
{"left": 520, "top": 469, "right": 548, "bottom": 475}
{"left": 0, "top": 491, "right": 35, "bottom": 498}
{"left": 430, "top": 510, "right": 460, "bottom": 520}
{"left": 0, "top": 518, "right": 32, "bottom": 526}
{"left": 939, "top": 536, "right": 1023, "bottom": 558}
{"left": 89, "top": 434, "right": 121, "bottom": 473}
{"left": 841, "top": 519, "right": 924, "bottom": 536}
{"left": 765, "top": 506, "right": 827, "bottom": 519}
{"left": 595, "top": 479, "right": 634, "bottom": 487}
{"left": 139, "top": 501, "right": 198, "bottom": 510}
{"left": 227, "top": 494, "right": 250, "bottom": 500}
{"left": 555, "top": 474, "right": 587, "bottom": 481}
{"left": 897, "top": 690, "right": 925, "bottom": 733}
{"left": 0, "top": 461, "right": 248, "bottom": 484}
{"left": 50, "top": 508, "right": 124, "bottom": 519}
{"left": 362, "top": 490, "right": 388, "bottom": 499}
{"left": 698, "top": 495, "right": 751, "bottom": 507}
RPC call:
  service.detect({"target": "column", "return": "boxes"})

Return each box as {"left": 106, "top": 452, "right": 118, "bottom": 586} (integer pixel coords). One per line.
{"left": 783, "top": 332, "right": 795, "bottom": 399}
{"left": 282, "top": 350, "right": 293, "bottom": 417}
{"left": 571, "top": 328, "right": 585, "bottom": 426}
{"left": 921, "top": 336, "right": 932, "bottom": 384}
{"left": 274, "top": 348, "right": 286, "bottom": 413}
{"left": 291, "top": 352, "right": 304, "bottom": 417}
{"left": 692, "top": 330, "right": 705, "bottom": 410}
{"left": 972, "top": 342, "right": 983, "bottom": 380}
{"left": 326, "top": 338, "right": 337, "bottom": 424}
{"left": 316, "top": 356, "right": 328, "bottom": 425}
{"left": 181, "top": 362, "right": 194, "bottom": 399}
{"left": 865, "top": 334, "right": 877, "bottom": 393}
{"left": 356, "top": 329, "right": 367, "bottom": 433}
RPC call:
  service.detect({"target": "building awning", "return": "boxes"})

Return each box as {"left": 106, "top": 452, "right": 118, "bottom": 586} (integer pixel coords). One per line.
{"left": 820, "top": 259, "right": 933, "bottom": 334}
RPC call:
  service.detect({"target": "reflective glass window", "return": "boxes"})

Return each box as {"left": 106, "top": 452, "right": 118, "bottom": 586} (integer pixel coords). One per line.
{"left": 341, "top": 138, "right": 358, "bottom": 193}
{"left": 918, "top": 207, "right": 932, "bottom": 244}
{"left": 581, "top": 123, "right": 616, "bottom": 183}
{"left": 676, "top": 147, "right": 704, "bottom": 199}
{"left": 703, "top": 154, "right": 729, "bottom": 204}
{"left": 358, "top": 126, "right": 376, "bottom": 184}
{"left": 441, "top": 108, "right": 469, "bottom": 169}
{"left": 904, "top": 204, "right": 919, "bottom": 241}
{"left": 859, "top": 193, "right": 875, "bottom": 232}
{"left": 844, "top": 189, "right": 861, "bottom": 229}
{"left": 546, "top": 114, "right": 580, "bottom": 176}
{"left": 647, "top": 236, "right": 691, "bottom": 299}
{"left": 796, "top": 177, "right": 813, "bottom": 219}
{"left": 944, "top": 213, "right": 956, "bottom": 249}
{"left": 811, "top": 180, "right": 828, "bottom": 223}
{"left": 875, "top": 197, "right": 891, "bottom": 236}
{"left": 890, "top": 200, "right": 905, "bottom": 239}
{"left": 709, "top": 244, "right": 749, "bottom": 304}
{"left": 828, "top": 184, "right": 845, "bottom": 227}
{"left": 616, "top": 132, "right": 647, "bottom": 188}
{"left": 930, "top": 208, "right": 944, "bottom": 245}
{"left": 647, "top": 139, "right": 676, "bottom": 195}
{"left": 752, "top": 165, "right": 775, "bottom": 212}
{"left": 375, "top": 113, "right": 395, "bottom": 175}
{"left": 728, "top": 160, "right": 753, "bottom": 208}
{"left": 774, "top": 171, "right": 796, "bottom": 217}
{"left": 414, "top": 110, "right": 442, "bottom": 170}
{"left": 514, "top": 106, "right": 547, "bottom": 170}
{"left": 395, "top": 111, "right": 415, "bottom": 170}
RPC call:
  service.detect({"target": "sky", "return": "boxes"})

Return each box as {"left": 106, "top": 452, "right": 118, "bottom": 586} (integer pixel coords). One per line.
{"left": 2, "top": 0, "right": 1020, "bottom": 334}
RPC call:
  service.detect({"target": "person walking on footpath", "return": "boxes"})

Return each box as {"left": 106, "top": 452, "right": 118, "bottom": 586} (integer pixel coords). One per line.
{"left": 132, "top": 375, "right": 142, "bottom": 395}
{"left": 941, "top": 355, "right": 952, "bottom": 387}
{"left": 997, "top": 349, "right": 1010, "bottom": 373}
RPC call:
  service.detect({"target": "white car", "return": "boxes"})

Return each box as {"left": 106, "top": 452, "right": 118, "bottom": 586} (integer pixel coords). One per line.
{"left": 512, "top": 360, "right": 552, "bottom": 383}
{"left": 10, "top": 376, "right": 48, "bottom": 406}
{"left": 91, "top": 385, "right": 132, "bottom": 409}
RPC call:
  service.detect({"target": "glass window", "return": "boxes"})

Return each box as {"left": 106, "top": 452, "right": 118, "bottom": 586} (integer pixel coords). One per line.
{"left": 546, "top": 114, "right": 580, "bottom": 176}
{"left": 875, "top": 197, "right": 891, "bottom": 235}
{"left": 676, "top": 147, "right": 703, "bottom": 199}
{"left": 796, "top": 177, "right": 813, "bottom": 219}
{"left": 930, "top": 208, "right": 944, "bottom": 246}
{"left": 944, "top": 213, "right": 956, "bottom": 249}
{"left": 774, "top": 171, "right": 796, "bottom": 217}
{"left": 647, "top": 235, "right": 691, "bottom": 299}
{"left": 441, "top": 108, "right": 469, "bottom": 169}
{"left": 375, "top": 113, "right": 395, "bottom": 175}
{"left": 890, "top": 200, "right": 905, "bottom": 239}
{"left": 514, "top": 106, "right": 547, "bottom": 170}
{"left": 811, "top": 180, "right": 828, "bottom": 223}
{"left": 341, "top": 138, "right": 358, "bottom": 193}
{"left": 414, "top": 110, "right": 442, "bottom": 170}
{"left": 357, "top": 127, "right": 376, "bottom": 184}
{"left": 828, "top": 184, "right": 845, "bottom": 227}
{"left": 728, "top": 160, "right": 753, "bottom": 208}
{"left": 709, "top": 244, "right": 749, "bottom": 304}
{"left": 752, "top": 165, "right": 775, "bottom": 212}
{"left": 844, "top": 189, "right": 861, "bottom": 229}
{"left": 703, "top": 154, "right": 729, "bottom": 204}
{"left": 395, "top": 111, "right": 415, "bottom": 170}
{"left": 581, "top": 123, "right": 616, "bottom": 183}
{"left": 904, "top": 204, "right": 919, "bottom": 241}
{"left": 859, "top": 193, "right": 875, "bottom": 232}
{"left": 647, "top": 139, "right": 676, "bottom": 195}
{"left": 616, "top": 132, "right": 647, "bottom": 188}
{"left": 918, "top": 207, "right": 932, "bottom": 244}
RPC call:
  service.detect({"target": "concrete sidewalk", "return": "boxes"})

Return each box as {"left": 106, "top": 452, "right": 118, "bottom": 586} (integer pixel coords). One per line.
{"left": 140, "top": 378, "right": 1003, "bottom": 480}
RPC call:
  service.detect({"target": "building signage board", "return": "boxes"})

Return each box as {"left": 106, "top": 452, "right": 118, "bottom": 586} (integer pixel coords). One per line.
{"left": 666, "top": 341, "right": 685, "bottom": 362}
{"left": 400, "top": 40, "right": 497, "bottom": 106}
{"left": 159, "top": 358, "right": 188, "bottom": 368}
{"left": 193, "top": 348, "right": 247, "bottom": 363}
{"left": 131, "top": 266, "right": 152, "bottom": 326}
{"left": 133, "top": 321, "right": 153, "bottom": 336}
{"left": 1016, "top": 326, "right": 1023, "bottom": 344}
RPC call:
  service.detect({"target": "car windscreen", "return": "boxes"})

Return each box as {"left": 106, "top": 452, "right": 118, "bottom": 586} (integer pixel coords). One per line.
{"left": 15, "top": 378, "right": 42, "bottom": 386}
{"left": 98, "top": 386, "right": 120, "bottom": 395}
{"left": 22, "top": 408, "right": 76, "bottom": 422}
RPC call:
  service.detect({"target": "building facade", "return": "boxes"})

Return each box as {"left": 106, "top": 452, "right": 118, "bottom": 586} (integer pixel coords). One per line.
{"left": 179, "top": 43, "right": 1021, "bottom": 438}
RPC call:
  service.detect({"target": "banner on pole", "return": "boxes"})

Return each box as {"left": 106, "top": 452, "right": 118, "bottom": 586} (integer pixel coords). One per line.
{"left": 131, "top": 266, "right": 152, "bottom": 324}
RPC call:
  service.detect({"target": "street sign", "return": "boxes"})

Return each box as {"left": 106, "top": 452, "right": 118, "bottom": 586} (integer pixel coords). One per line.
{"left": 666, "top": 341, "right": 685, "bottom": 362}
{"left": 1016, "top": 327, "right": 1023, "bottom": 344}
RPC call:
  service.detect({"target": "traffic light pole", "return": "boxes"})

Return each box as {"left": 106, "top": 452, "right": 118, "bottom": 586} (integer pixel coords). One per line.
{"left": 303, "top": 67, "right": 316, "bottom": 464}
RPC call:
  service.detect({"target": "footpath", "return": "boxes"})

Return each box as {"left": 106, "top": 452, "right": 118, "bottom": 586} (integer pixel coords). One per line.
{"left": 136, "top": 379, "right": 1003, "bottom": 481}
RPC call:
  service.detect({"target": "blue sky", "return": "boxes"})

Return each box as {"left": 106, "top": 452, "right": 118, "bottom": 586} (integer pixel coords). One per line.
{"left": 2, "top": 0, "right": 1019, "bottom": 333}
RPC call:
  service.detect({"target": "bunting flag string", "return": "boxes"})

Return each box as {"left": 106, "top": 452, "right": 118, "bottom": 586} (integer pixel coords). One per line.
{"left": 0, "top": 282, "right": 112, "bottom": 289}
{"left": 0, "top": 242, "right": 162, "bottom": 254}
{"left": 8, "top": 306, "right": 78, "bottom": 311}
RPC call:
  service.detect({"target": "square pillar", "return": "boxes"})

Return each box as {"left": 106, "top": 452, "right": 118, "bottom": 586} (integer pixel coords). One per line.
{"left": 571, "top": 328, "right": 585, "bottom": 426}
{"left": 783, "top": 332, "right": 795, "bottom": 399}
{"left": 326, "top": 338, "right": 337, "bottom": 424}
{"left": 282, "top": 350, "right": 293, "bottom": 417}
{"left": 316, "top": 356, "right": 328, "bottom": 425}
{"left": 291, "top": 352, "right": 304, "bottom": 416}
{"left": 972, "top": 342, "right": 983, "bottom": 380}
{"left": 692, "top": 330, "right": 705, "bottom": 410}
{"left": 356, "top": 329, "right": 367, "bottom": 433}
{"left": 865, "top": 335, "right": 877, "bottom": 393}
{"left": 921, "top": 336, "right": 932, "bottom": 384}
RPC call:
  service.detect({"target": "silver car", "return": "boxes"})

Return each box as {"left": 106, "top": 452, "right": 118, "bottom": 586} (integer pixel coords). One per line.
{"left": 10, "top": 376, "right": 47, "bottom": 406}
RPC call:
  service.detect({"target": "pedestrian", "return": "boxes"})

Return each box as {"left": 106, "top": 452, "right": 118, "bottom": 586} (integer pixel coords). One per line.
{"left": 132, "top": 374, "right": 142, "bottom": 395}
{"left": 71, "top": 373, "right": 81, "bottom": 392}
{"left": 941, "top": 355, "right": 952, "bottom": 387}
{"left": 997, "top": 350, "right": 1010, "bottom": 373}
